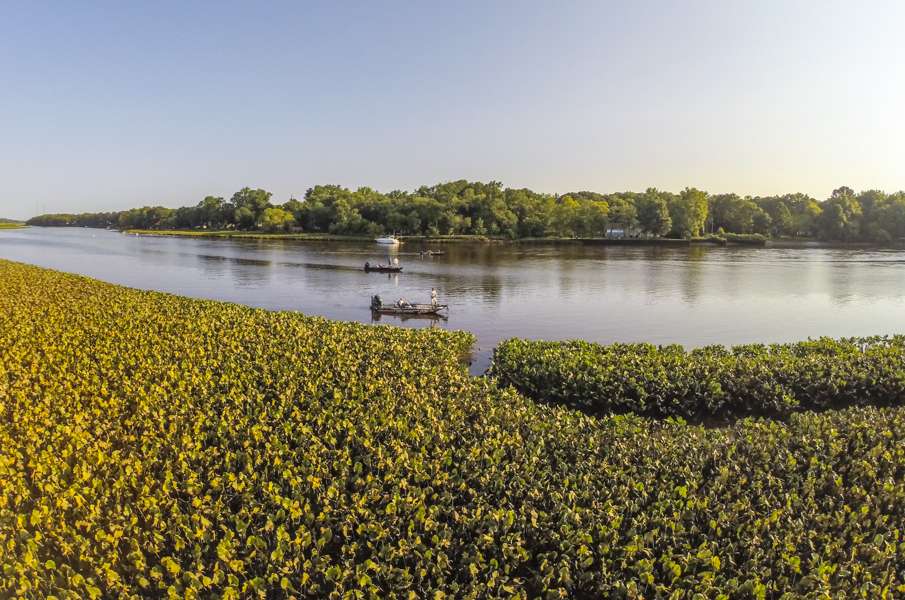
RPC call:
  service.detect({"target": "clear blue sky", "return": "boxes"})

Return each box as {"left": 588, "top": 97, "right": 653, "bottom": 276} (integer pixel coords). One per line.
{"left": 2, "top": 0, "right": 904, "bottom": 219}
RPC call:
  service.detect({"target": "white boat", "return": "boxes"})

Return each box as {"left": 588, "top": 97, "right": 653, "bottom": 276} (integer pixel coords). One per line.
{"left": 374, "top": 235, "right": 400, "bottom": 245}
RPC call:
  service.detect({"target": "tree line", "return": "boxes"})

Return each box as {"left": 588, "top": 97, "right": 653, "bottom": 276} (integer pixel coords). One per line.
{"left": 25, "top": 181, "right": 905, "bottom": 242}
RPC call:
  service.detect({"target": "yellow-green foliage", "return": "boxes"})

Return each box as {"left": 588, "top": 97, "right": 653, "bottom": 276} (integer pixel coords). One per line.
{"left": 492, "top": 338, "right": 905, "bottom": 419}
{"left": 1, "top": 259, "right": 903, "bottom": 598}
{"left": 0, "top": 222, "right": 24, "bottom": 229}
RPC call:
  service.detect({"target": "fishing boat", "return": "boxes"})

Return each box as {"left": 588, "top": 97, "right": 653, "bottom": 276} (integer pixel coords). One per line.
{"left": 374, "top": 235, "right": 400, "bottom": 245}
{"left": 370, "top": 295, "right": 448, "bottom": 315}
{"left": 364, "top": 261, "right": 402, "bottom": 273}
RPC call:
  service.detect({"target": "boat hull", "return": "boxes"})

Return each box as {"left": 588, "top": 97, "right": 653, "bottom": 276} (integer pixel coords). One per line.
{"left": 371, "top": 304, "right": 448, "bottom": 315}
{"left": 371, "top": 311, "right": 447, "bottom": 322}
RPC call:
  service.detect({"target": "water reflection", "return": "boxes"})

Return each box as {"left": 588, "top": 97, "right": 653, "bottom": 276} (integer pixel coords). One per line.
{"left": 370, "top": 312, "right": 447, "bottom": 324}
{"left": 678, "top": 246, "right": 705, "bottom": 303}
{"left": 195, "top": 253, "right": 229, "bottom": 279}
{"left": 2, "top": 227, "right": 905, "bottom": 373}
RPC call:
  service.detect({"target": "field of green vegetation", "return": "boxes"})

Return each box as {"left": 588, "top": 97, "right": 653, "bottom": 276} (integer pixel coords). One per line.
{"left": 1, "top": 259, "right": 903, "bottom": 598}
{"left": 0, "top": 222, "right": 24, "bottom": 229}
{"left": 492, "top": 338, "right": 905, "bottom": 420}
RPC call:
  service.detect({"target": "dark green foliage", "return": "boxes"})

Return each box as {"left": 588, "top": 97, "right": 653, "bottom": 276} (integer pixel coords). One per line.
{"left": 723, "top": 232, "right": 767, "bottom": 244}
{"left": 24, "top": 181, "right": 905, "bottom": 243}
{"left": 26, "top": 211, "right": 123, "bottom": 228}
{"left": 1, "top": 260, "right": 904, "bottom": 597}
{"left": 668, "top": 187, "right": 709, "bottom": 238}
{"left": 635, "top": 188, "right": 672, "bottom": 237}
{"left": 817, "top": 187, "right": 863, "bottom": 241}
{"left": 491, "top": 337, "right": 905, "bottom": 419}
{"left": 708, "top": 194, "right": 772, "bottom": 235}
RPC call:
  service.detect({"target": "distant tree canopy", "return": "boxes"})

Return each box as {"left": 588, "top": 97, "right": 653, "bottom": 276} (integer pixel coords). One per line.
{"left": 23, "top": 181, "right": 905, "bottom": 243}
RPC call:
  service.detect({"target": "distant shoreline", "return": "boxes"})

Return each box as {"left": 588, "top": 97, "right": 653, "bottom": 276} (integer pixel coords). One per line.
{"left": 25, "top": 226, "right": 900, "bottom": 248}
{"left": 122, "top": 228, "right": 770, "bottom": 246}
{"left": 124, "top": 229, "right": 374, "bottom": 242}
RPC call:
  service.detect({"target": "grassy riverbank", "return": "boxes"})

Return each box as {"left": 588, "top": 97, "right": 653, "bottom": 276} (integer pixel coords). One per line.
{"left": 518, "top": 233, "right": 766, "bottom": 246}
{"left": 0, "top": 222, "right": 24, "bottom": 229}
{"left": 127, "top": 229, "right": 501, "bottom": 243}
{"left": 126, "top": 229, "right": 502, "bottom": 243}
{"left": 2, "top": 259, "right": 903, "bottom": 597}
{"left": 125, "top": 229, "right": 375, "bottom": 242}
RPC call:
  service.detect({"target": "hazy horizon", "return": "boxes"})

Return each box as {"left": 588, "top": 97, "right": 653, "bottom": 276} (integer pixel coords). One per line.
{"left": 2, "top": 0, "right": 904, "bottom": 220}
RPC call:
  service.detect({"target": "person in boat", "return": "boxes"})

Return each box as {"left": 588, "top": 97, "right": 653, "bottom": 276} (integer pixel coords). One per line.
{"left": 393, "top": 257, "right": 400, "bottom": 266}
{"left": 397, "top": 297, "right": 411, "bottom": 308}
{"left": 431, "top": 288, "right": 438, "bottom": 306}
{"left": 365, "top": 261, "right": 370, "bottom": 270}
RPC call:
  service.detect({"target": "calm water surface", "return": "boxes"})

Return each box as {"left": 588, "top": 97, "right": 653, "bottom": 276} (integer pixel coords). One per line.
{"left": 3, "top": 227, "right": 905, "bottom": 373}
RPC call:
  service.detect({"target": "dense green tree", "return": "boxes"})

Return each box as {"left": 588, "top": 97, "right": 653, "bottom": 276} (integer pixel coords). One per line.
{"left": 856, "top": 189, "right": 886, "bottom": 215}
{"left": 260, "top": 207, "right": 295, "bottom": 232}
{"left": 635, "top": 189, "right": 672, "bottom": 237}
{"left": 576, "top": 198, "right": 609, "bottom": 237}
{"left": 169, "top": 206, "right": 198, "bottom": 229}
{"left": 751, "top": 210, "right": 772, "bottom": 235}
{"left": 24, "top": 181, "right": 905, "bottom": 243}
{"left": 197, "top": 196, "right": 226, "bottom": 228}
{"left": 817, "top": 187, "right": 862, "bottom": 241}
{"left": 118, "top": 206, "right": 174, "bottom": 230}
{"left": 508, "top": 189, "right": 552, "bottom": 237}
{"left": 26, "top": 212, "right": 120, "bottom": 227}
{"left": 231, "top": 188, "right": 272, "bottom": 226}
{"left": 881, "top": 193, "right": 905, "bottom": 240}
{"left": 234, "top": 206, "right": 256, "bottom": 229}
{"left": 606, "top": 197, "right": 636, "bottom": 236}
{"left": 669, "top": 188, "right": 708, "bottom": 238}
{"left": 783, "top": 194, "right": 822, "bottom": 237}
{"left": 280, "top": 198, "right": 304, "bottom": 228}
{"left": 709, "top": 194, "right": 772, "bottom": 234}
{"left": 861, "top": 191, "right": 905, "bottom": 242}
{"left": 754, "top": 198, "right": 793, "bottom": 237}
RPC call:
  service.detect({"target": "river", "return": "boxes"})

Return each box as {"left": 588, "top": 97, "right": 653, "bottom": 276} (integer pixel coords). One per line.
{"left": 3, "top": 227, "right": 905, "bottom": 373}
